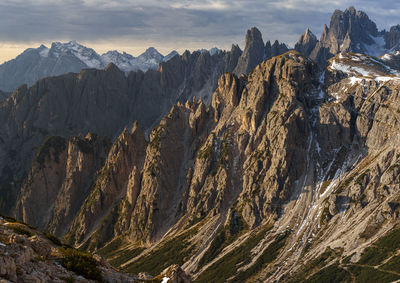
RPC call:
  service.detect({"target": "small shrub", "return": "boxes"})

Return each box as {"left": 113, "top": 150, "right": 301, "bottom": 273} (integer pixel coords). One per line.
{"left": 7, "top": 224, "right": 33, "bottom": 237}
{"left": 60, "top": 248, "right": 102, "bottom": 282}
{"left": 0, "top": 214, "right": 17, "bottom": 223}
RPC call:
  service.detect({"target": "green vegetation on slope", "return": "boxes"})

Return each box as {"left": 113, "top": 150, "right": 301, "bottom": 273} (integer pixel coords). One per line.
{"left": 124, "top": 228, "right": 197, "bottom": 276}
{"left": 198, "top": 211, "right": 248, "bottom": 269}
{"left": 195, "top": 225, "right": 274, "bottom": 283}
{"left": 305, "top": 262, "right": 351, "bottom": 283}
{"left": 233, "top": 230, "right": 291, "bottom": 282}
{"left": 290, "top": 228, "right": 400, "bottom": 283}
{"left": 60, "top": 248, "right": 102, "bottom": 282}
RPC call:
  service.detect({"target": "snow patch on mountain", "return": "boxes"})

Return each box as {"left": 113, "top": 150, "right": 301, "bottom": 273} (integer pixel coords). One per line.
{"left": 100, "top": 47, "right": 178, "bottom": 72}
{"left": 50, "top": 41, "right": 103, "bottom": 68}
{"left": 329, "top": 52, "right": 400, "bottom": 83}
{"left": 38, "top": 45, "right": 50, "bottom": 58}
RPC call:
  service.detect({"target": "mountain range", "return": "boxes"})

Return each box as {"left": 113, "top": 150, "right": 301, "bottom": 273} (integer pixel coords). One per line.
{"left": 0, "top": 6, "right": 400, "bottom": 283}
{"left": 0, "top": 41, "right": 179, "bottom": 92}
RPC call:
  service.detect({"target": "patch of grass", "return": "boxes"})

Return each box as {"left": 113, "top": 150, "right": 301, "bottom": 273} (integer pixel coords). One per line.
{"left": 109, "top": 247, "right": 145, "bottom": 268}
{"left": 198, "top": 228, "right": 228, "bottom": 268}
{"left": 233, "top": 230, "right": 291, "bottom": 282}
{"left": 35, "top": 136, "right": 67, "bottom": 166}
{"left": 195, "top": 225, "right": 272, "bottom": 283}
{"left": 305, "top": 262, "right": 352, "bottom": 283}
{"left": 342, "top": 253, "right": 354, "bottom": 264}
{"left": 198, "top": 212, "right": 248, "bottom": 269}
{"left": 381, "top": 255, "right": 400, "bottom": 274}
{"left": 375, "top": 228, "right": 400, "bottom": 249}
{"left": 287, "top": 247, "right": 337, "bottom": 282}
{"left": 357, "top": 228, "right": 400, "bottom": 265}
{"left": 358, "top": 246, "right": 390, "bottom": 266}
{"left": 124, "top": 228, "right": 197, "bottom": 276}
{"left": 60, "top": 248, "right": 102, "bottom": 282}
{"left": 320, "top": 179, "right": 332, "bottom": 195}
{"left": 97, "top": 237, "right": 124, "bottom": 259}
{"left": 348, "top": 265, "right": 400, "bottom": 283}
{"left": 197, "top": 144, "right": 212, "bottom": 160}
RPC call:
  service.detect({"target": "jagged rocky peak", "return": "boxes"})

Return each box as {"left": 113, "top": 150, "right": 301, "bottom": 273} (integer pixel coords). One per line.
{"left": 330, "top": 6, "right": 378, "bottom": 40}
{"left": 233, "top": 27, "right": 289, "bottom": 76}
{"left": 139, "top": 47, "right": 164, "bottom": 62}
{"left": 266, "top": 39, "right": 289, "bottom": 58}
{"left": 212, "top": 72, "right": 245, "bottom": 120}
{"left": 306, "top": 6, "right": 389, "bottom": 66}
{"left": 295, "top": 28, "right": 318, "bottom": 56}
{"left": 323, "top": 6, "right": 382, "bottom": 54}
{"left": 233, "top": 27, "right": 265, "bottom": 75}
{"left": 104, "top": 61, "right": 121, "bottom": 73}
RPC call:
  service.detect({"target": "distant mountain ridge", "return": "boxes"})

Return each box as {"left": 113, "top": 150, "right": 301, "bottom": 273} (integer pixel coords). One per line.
{"left": 0, "top": 41, "right": 179, "bottom": 92}
{"left": 3, "top": 6, "right": 400, "bottom": 94}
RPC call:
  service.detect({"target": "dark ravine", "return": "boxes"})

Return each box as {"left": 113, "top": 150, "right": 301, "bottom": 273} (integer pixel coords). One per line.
{"left": 0, "top": 6, "right": 400, "bottom": 283}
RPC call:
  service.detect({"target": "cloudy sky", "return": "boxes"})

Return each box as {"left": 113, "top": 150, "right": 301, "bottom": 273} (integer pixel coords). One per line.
{"left": 0, "top": 0, "right": 399, "bottom": 63}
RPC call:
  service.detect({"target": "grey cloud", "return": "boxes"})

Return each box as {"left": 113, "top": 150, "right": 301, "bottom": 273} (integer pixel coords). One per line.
{"left": 1, "top": 0, "right": 400, "bottom": 50}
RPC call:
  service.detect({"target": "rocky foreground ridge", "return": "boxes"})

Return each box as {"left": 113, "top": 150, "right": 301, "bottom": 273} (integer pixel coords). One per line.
{"left": 0, "top": 215, "right": 190, "bottom": 282}
{"left": 0, "top": 6, "right": 400, "bottom": 283}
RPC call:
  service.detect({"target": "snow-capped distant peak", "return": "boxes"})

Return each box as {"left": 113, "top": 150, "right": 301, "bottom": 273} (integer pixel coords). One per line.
{"left": 163, "top": 51, "right": 179, "bottom": 62}
{"left": 197, "top": 47, "right": 221, "bottom": 55}
{"left": 209, "top": 47, "right": 221, "bottom": 56}
{"left": 27, "top": 41, "right": 180, "bottom": 73}
{"left": 100, "top": 50, "right": 136, "bottom": 72}
{"left": 138, "top": 47, "right": 164, "bottom": 62}
{"left": 38, "top": 45, "right": 49, "bottom": 58}
{"left": 50, "top": 40, "right": 103, "bottom": 68}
